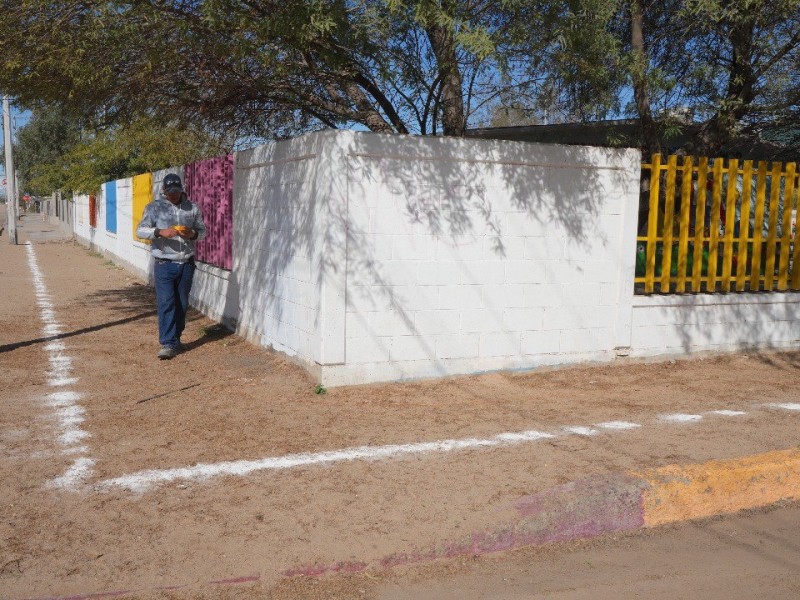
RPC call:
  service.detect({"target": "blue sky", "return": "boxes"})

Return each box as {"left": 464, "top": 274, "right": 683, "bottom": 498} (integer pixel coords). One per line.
{"left": 0, "top": 105, "right": 32, "bottom": 181}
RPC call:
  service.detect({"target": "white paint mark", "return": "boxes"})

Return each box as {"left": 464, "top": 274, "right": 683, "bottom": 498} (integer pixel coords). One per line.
{"left": 596, "top": 421, "right": 641, "bottom": 430}
{"left": 48, "top": 377, "right": 79, "bottom": 387}
{"left": 98, "top": 429, "right": 560, "bottom": 493}
{"left": 47, "top": 458, "right": 96, "bottom": 490}
{"left": 55, "top": 405, "right": 85, "bottom": 424}
{"left": 60, "top": 430, "right": 91, "bottom": 445}
{"left": 494, "top": 430, "right": 554, "bottom": 443}
{"left": 563, "top": 426, "right": 598, "bottom": 436}
{"left": 46, "top": 391, "right": 84, "bottom": 406}
{"left": 25, "top": 244, "right": 94, "bottom": 485}
{"left": 767, "top": 403, "right": 800, "bottom": 411}
{"left": 661, "top": 413, "right": 704, "bottom": 423}
{"left": 47, "top": 364, "right": 72, "bottom": 377}
{"left": 708, "top": 410, "right": 747, "bottom": 416}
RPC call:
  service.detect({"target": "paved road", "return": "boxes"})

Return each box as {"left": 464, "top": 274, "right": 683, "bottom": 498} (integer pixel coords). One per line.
{"left": 276, "top": 503, "right": 800, "bottom": 599}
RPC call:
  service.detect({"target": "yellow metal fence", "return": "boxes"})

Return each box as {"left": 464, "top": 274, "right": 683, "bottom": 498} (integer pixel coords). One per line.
{"left": 637, "top": 154, "right": 800, "bottom": 294}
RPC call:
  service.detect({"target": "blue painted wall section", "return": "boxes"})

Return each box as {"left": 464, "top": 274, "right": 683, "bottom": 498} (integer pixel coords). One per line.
{"left": 105, "top": 181, "right": 117, "bottom": 233}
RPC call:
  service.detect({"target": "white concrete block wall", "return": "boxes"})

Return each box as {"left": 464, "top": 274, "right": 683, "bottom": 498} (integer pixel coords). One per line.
{"left": 631, "top": 294, "right": 800, "bottom": 355}
{"left": 326, "top": 132, "right": 641, "bottom": 385}
{"left": 65, "top": 131, "right": 799, "bottom": 386}
{"left": 232, "top": 132, "right": 346, "bottom": 372}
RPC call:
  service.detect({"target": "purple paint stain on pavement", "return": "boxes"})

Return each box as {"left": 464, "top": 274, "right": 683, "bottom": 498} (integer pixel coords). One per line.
{"left": 513, "top": 472, "right": 645, "bottom": 545}
{"left": 29, "top": 591, "right": 133, "bottom": 600}
{"left": 284, "top": 471, "right": 646, "bottom": 578}
{"left": 208, "top": 574, "right": 260, "bottom": 585}
{"left": 283, "top": 561, "right": 367, "bottom": 577}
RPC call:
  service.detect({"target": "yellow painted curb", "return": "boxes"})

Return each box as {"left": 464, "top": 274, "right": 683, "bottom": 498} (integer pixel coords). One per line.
{"left": 634, "top": 448, "right": 800, "bottom": 527}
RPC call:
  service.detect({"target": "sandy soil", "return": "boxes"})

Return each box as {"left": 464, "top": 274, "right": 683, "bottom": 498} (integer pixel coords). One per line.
{"left": 1, "top": 221, "right": 799, "bottom": 599}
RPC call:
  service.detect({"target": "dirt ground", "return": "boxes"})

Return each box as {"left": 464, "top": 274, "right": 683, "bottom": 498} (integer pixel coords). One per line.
{"left": 1, "top": 217, "right": 800, "bottom": 599}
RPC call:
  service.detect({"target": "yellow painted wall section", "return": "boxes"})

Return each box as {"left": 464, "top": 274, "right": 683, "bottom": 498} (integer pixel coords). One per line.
{"left": 636, "top": 448, "right": 800, "bottom": 527}
{"left": 132, "top": 173, "right": 153, "bottom": 242}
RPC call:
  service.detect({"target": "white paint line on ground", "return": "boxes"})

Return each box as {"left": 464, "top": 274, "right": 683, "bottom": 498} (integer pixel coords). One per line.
{"left": 60, "top": 430, "right": 91, "bottom": 445}
{"left": 49, "top": 354, "right": 73, "bottom": 364}
{"left": 47, "top": 458, "right": 96, "bottom": 490}
{"left": 596, "top": 421, "right": 641, "bottom": 430}
{"left": 25, "top": 243, "right": 94, "bottom": 488}
{"left": 46, "top": 391, "right": 84, "bottom": 406}
{"left": 98, "top": 429, "right": 558, "bottom": 493}
{"left": 766, "top": 403, "right": 800, "bottom": 411}
{"left": 661, "top": 413, "right": 704, "bottom": 423}
{"left": 562, "top": 426, "right": 598, "bottom": 436}
{"left": 48, "top": 377, "right": 79, "bottom": 387}
{"left": 90, "top": 400, "right": 800, "bottom": 494}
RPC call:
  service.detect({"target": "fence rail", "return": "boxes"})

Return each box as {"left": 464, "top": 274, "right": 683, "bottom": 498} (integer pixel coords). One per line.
{"left": 637, "top": 153, "right": 800, "bottom": 294}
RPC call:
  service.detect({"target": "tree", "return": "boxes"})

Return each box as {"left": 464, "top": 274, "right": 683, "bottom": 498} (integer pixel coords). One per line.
{"left": 680, "top": 0, "right": 800, "bottom": 155}
{"left": 15, "top": 107, "right": 231, "bottom": 194}
{"left": 0, "top": 0, "right": 541, "bottom": 138}
{"left": 15, "top": 105, "right": 81, "bottom": 196}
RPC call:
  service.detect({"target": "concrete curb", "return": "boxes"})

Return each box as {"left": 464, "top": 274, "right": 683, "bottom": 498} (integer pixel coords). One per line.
{"left": 284, "top": 447, "right": 800, "bottom": 577}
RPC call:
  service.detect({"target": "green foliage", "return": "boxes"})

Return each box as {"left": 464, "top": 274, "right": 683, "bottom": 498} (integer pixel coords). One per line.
{"left": 15, "top": 105, "right": 81, "bottom": 196}
{"left": 0, "top": 0, "right": 797, "bottom": 155}
{"left": 15, "top": 108, "right": 230, "bottom": 195}
{"left": 0, "top": 1, "right": 536, "bottom": 137}
{"left": 313, "top": 384, "right": 327, "bottom": 395}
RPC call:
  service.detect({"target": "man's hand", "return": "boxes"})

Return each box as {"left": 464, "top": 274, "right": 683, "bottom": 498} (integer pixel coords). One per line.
{"left": 173, "top": 226, "right": 195, "bottom": 239}
{"left": 158, "top": 228, "right": 179, "bottom": 239}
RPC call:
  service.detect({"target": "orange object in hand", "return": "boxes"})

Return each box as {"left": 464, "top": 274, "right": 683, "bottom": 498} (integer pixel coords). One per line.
{"left": 172, "top": 225, "right": 192, "bottom": 235}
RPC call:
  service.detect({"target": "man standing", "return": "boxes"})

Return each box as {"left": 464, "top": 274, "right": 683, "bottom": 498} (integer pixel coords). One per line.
{"left": 136, "top": 174, "right": 207, "bottom": 360}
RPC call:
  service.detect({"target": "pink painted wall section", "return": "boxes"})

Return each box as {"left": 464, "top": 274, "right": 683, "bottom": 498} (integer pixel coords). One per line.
{"left": 185, "top": 155, "right": 234, "bottom": 270}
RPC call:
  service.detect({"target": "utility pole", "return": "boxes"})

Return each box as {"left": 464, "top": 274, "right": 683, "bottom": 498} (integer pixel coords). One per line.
{"left": 3, "top": 96, "right": 18, "bottom": 244}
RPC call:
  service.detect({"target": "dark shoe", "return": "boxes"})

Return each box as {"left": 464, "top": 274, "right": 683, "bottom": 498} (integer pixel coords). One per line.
{"left": 158, "top": 346, "right": 178, "bottom": 360}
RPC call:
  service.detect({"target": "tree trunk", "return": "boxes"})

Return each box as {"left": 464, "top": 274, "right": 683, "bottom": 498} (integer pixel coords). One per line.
{"left": 631, "top": 0, "right": 660, "bottom": 161}
{"left": 426, "top": 19, "right": 466, "bottom": 136}
{"left": 630, "top": 0, "right": 660, "bottom": 234}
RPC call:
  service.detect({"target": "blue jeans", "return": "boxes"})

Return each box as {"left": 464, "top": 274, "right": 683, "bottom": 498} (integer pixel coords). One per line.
{"left": 154, "top": 259, "right": 195, "bottom": 348}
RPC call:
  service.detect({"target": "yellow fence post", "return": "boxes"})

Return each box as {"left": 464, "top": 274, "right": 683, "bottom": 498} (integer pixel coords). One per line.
{"left": 750, "top": 162, "right": 768, "bottom": 291}
{"left": 707, "top": 159, "right": 724, "bottom": 292}
{"left": 778, "top": 163, "right": 796, "bottom": 290}
{"left": 736, "top": 160, "right": 754, "bottom": 291}
{"left": 721, "top": 159, "right": 739, "bottom": 292}
{"left": 677, "top": 156, "right": 693, "bottom": 292}
{"left": 764, "top": 163, "right": 782, "bottom": 291}
{"left": 661, "top": 155, "right": 678, "bottom": 292}
{"left": 792, "top": 169, "right": 800, "bottom": 290}
{"left": 645, "top": 154, "right": 662, "bottom": 294}
{"left": 692, "top": 158, "right": 709, "bottom": 292}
